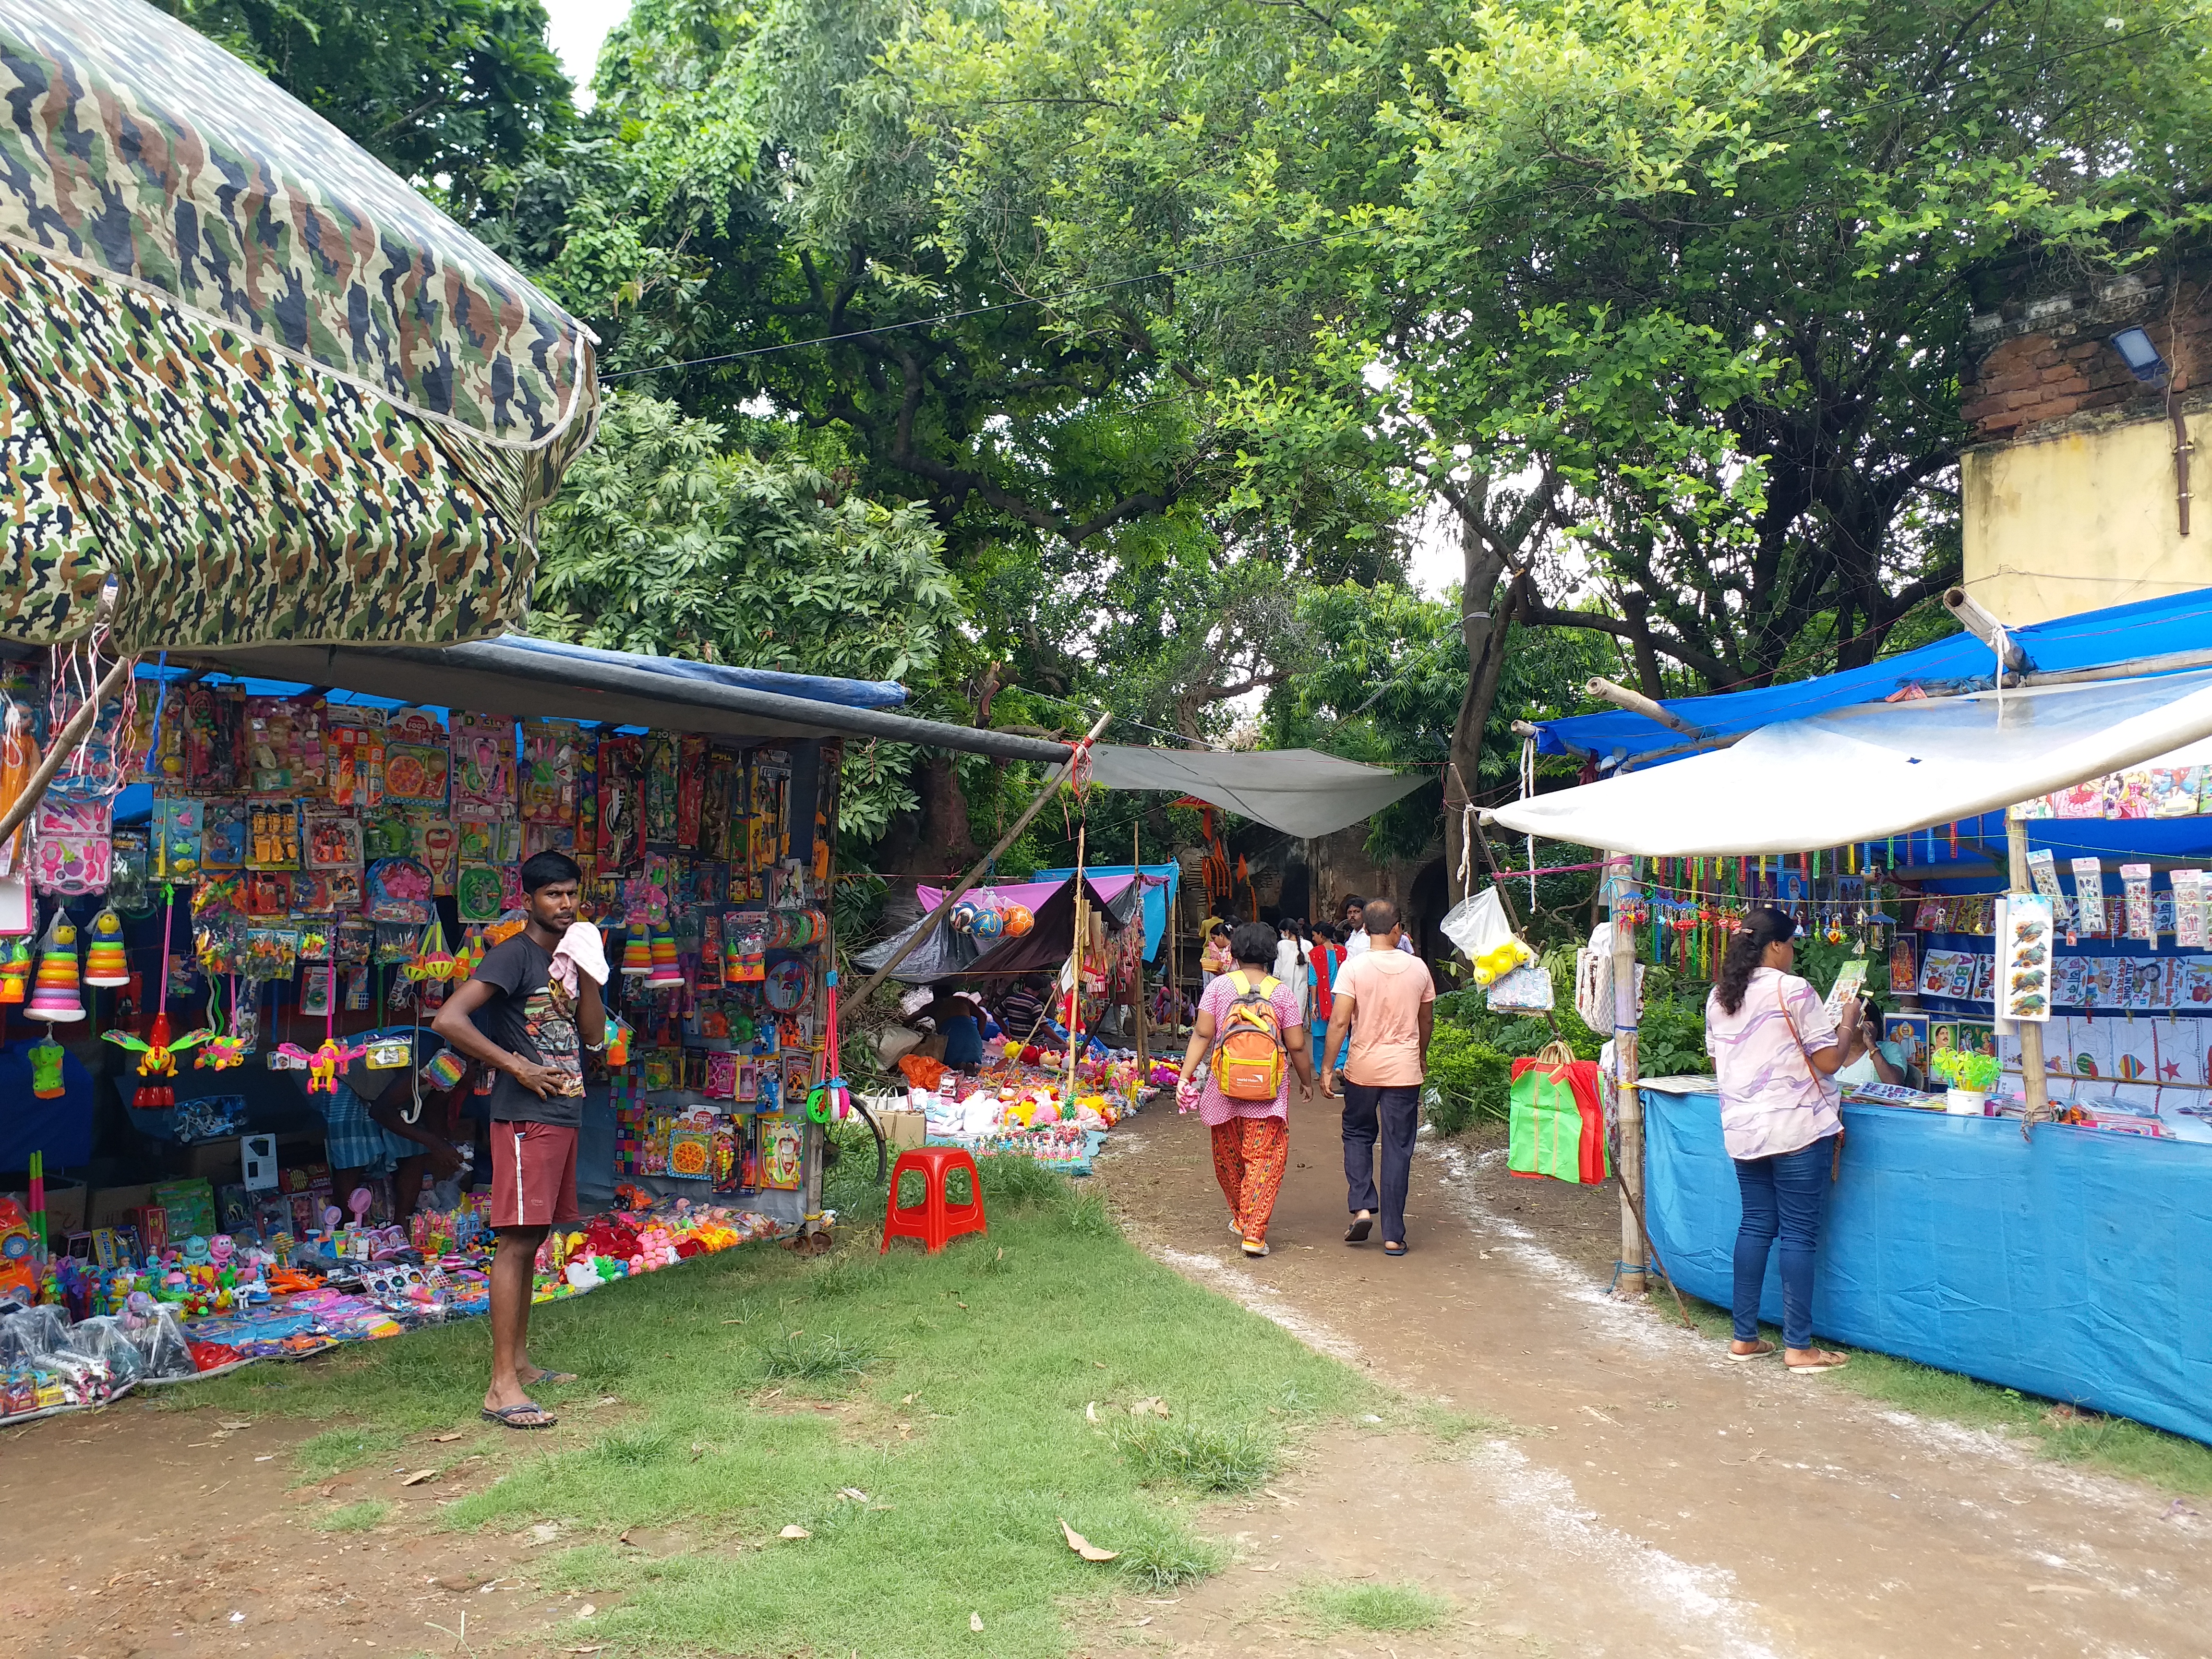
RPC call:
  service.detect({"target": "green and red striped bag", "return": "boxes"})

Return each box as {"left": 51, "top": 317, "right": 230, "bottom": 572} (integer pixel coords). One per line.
{"left": 1508, "top": 1052, "right": 1610, "bottom": 1185}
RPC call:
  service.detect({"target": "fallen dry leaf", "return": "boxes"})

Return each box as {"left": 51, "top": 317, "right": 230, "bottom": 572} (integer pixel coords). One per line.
{"left": 1129, "top": 1397, "right": 1169, "bottom": 1418}
{"left": 577, "top": 1603, "right": 597, "bottom": 1619}
{"left": 217, "top": 1419, "right": 254, "bottom": 1431}
{"left": 970, "top": 1613, "right": 985, "bottom": 1632}
{"left": 1058, "top": 1518, "right": 1119, "bottom": 1563}
{"left": 780, "top": 1525, "right": 811, "bottom": 1540}
{"left": 400, "top": 1469, "right": 440, "bottom": 1487}
{"left": 432, "top": 1432, "right": 466, "bottom": 1443}
{"left": 563, "top": 1648, "right": 606, "bottom": 1656}
{"left": 840, "top": 1487, "right": 870, "bottom": 1503}
{"left": 1085, "top": 1401, "right": 1099, "bottom": 1423}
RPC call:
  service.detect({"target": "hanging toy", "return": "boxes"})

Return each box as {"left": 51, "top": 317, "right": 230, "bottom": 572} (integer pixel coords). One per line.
{"left": 276, "top": 955, "right": 361, "bottom": 1092}
{"left": 83, "top": 907, "right": 131, "bottom": 986}
{"left": 1000, "top": 903, "right": 1034, "bottom": 939}
{"left": 25, "top": 910, "right": 85, "bottom": 1022}
{"left": 104, "top": 1010, "right": 204, "bottom": 1108}
{"left": 196, "top": 978, "right": 251, "bottom": 1070}
{"left": 28, "top": 1033, "right": 67, "bottom": 1099}
{"left": 404, "top": 915, "right": 460, "bottom": 982}
{"left": 0, "top": 935, "right": 29, "bottom": 1004}
{"left": 646, "top": 926, "right": 684, "bottom": 989}
{"left": 457, "top": 925, "right": 489, "bottom": 979}
{"left": 949, "top": 897, "right": 982, "bottom": 935}
{"left": 619, "top": 926, "right": 654, "bottom": 978}
{"left": 723, "top": 911, "right": 769, "bottom": 982}
{"left": 805, "top": 968, "right": 854, "bottom": 1125}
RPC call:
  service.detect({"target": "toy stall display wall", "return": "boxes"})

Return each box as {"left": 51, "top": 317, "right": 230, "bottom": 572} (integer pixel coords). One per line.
{"left": 1632, "top": 757, "right": 2212, "bottom": 1447}
{"left": 0, "top": 653, "right": 848, "bottom": 1421}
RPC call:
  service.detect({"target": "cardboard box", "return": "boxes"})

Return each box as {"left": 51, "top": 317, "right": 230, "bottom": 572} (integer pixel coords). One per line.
{"left": 90, "top": 1183, "right": 155, "bottom": 1227}
{"left": 5, "top": 1178, "right": 84, "bottom": 1236}
{"left": 878, "top": 1109, "right": 927, "bottom": 1151}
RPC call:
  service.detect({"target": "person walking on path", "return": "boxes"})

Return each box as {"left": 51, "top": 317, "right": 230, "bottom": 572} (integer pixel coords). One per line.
{"left": 1308, "top": 923, "right": 1345, "bottom": 1073}
{"left": 1176, "top": 921, "right": 1315, "bottom": 1259}
{"left": 1704, "top": 904, "right": 1868, "bottom": 1375}
{"left": 433, "top": 851, "right": 606, "bottom": 1429}
{"left": 1320, "top": 899, "right": 1434, "bottom": 1257}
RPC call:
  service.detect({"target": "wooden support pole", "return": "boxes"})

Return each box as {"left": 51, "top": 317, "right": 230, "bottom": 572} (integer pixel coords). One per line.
{"left": 0, "top": 652, "right": 137, "bottom": 847}
{"left": 1131, "top": 824, "right": 1147, "bottom": 1082}
{"left": 2008, "top": 813, "right": 2053, "bottom": 1137}
{"left": 1066, "top": 820, "right": 1088, "bottom": 1103}
{"left": 1609, "top": 852, "right": 1647, "bottom": 1296}
{"left": 1584, "top": 676, "right": 1702, "bottom": 738}
{"left": 850, "top": 709, "right": 1111, "bottom": 1007}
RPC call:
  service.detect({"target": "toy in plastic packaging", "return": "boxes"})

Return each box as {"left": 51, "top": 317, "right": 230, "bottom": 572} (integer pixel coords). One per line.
{"left": 119, "top": 1294, "right": 197, "bottom": 1380}
{"left": 2069, "top": 857, "right": 2106, "bottom": 941}
{"left": 151, "top": 796, "right": 203, "bottom": 879}
{"left": 1440, "top": 886, "right": 1536, "bottom": 985}
{"left": 245, "top": 800, "right": 301, "bottom": 871}
{"left": 63, "top": 1313, "right": 146, "bottom": 1388}
{"left": 723, "top": 910, "right": 769, "bottom": 982}
{"left": 25, "top": 910, "right": 85, "bottom": 1022}
{"left": 365, "top": 857, "right": 435, "bottom": 925}
{"left": 82, "top": 907, "right": 130, "bottom": 986}
{"left": 241, "top": 927, "right": 300, "bottom": 982}
{"left": 419, "top": 1048, "right": 468, "bottom": 1091}
{"left": 2121, "top": 862, "right": 2155, "bottom": 944}
{"left": 757, "top": 1113, "right": 804, "bottom": 1189}
{"left": 0, "top": 934, "right": 29, "bottom": 1004}
{"left": 450, "top": 712, "right": 515, "bottom": 821}
{"left": 29, "top": 797, "right": 112, "bottom": 895}
{"left": 381, "top": 708, "right": 451, "bottom": 810}
{"left": 1487, "top": 959, "right": 1555, "bottom": 1012}
{"left": 764, "top": 953, "right": 812, "bottom": 1011}
{"left": 106, "top": 828, "right": 151, "bottom": 915}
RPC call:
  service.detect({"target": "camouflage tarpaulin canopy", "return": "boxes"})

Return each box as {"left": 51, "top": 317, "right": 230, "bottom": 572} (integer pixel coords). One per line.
{"left": 0, "top": 0, "right": 598, "bottom": 649}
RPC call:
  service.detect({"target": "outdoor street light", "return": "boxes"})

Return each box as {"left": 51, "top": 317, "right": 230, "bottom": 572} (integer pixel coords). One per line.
{"left": 2108, "top": 325, "right": 2169, "bottom": 383}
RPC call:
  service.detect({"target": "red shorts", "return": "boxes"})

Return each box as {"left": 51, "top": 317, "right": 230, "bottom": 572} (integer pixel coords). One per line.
{"left": 489, "top": 1119, "right": 579, "bottom": 1231}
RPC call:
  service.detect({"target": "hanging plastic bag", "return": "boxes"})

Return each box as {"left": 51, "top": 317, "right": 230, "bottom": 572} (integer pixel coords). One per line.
{"left": 1440, "top": 887, "right": 1533, "bottom": 985}
{"left": 1486, "top": 960, "right": 1555, "bottom": 1012}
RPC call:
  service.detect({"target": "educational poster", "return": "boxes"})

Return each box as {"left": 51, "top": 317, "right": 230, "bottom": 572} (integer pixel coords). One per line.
{"left": 1823, "top": 958, "right": 1868, "bottom": 1023}
{"left": 2051, "top": 955, "right": 2089, "bottom": 1008}
{"left": 2085, "top": 956, "right": 2124, "bottom": 1009}
{"left": 2183, "top": 959, "right": 2212, "bottom": 1009}
{"left": 2108, "top": 1022, "right": 2156, "bottom": 1085}
{"left": 2150, "top": 765, "right": 2204, "bottom": 817}
{"left": 1929, "top": 1019, "right": 1994, "bottom": 1065}
{"left": 2063, "top": 1017, "right": 2113, "bottom": 1084}
{"left": 2051, "top": 779, "right": 2104, "bottom": 818}
{"left": 1999, "top": 893, "right": 2053, "bottom": 1021}
{"left": 2149, "top": 1019, "right": 2204, "bottom": 1090}
{"left": 1883, "top": 1011, "right": 1929, "bottom": 1076}
{"left": 2125, "top": 957, "right": 2163, "bottom": 1011}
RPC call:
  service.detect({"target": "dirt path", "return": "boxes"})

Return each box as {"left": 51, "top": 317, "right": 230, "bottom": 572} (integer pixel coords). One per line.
{"left": 1087, "top": 1108, "right": 2212, "bottom": 1659}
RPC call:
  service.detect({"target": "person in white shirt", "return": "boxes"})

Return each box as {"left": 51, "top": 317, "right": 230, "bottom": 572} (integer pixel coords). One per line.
{"left": 1340, "top": 895, "right": 1370, "bottom": 957}
{"left": 1273, "top": 923, "right": 1310, "bottom": 1025}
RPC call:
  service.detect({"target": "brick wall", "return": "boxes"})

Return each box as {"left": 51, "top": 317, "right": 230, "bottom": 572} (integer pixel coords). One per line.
{"left": 1962, "top": 273, "right": 2211, "bottom": 442}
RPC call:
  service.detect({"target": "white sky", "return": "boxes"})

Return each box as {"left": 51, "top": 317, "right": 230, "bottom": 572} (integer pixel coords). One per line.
{"left": 542, "top": 0, "right": 630, "bottom": 105}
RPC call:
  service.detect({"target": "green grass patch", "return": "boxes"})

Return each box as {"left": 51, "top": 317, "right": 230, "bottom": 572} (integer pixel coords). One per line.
{"left": 174, "top": 1154, "right": 1371, "bottom": 1657}
{"left": 292, "top": 1424, "right": 410, "bottom": 1480}
{"left": 313, "top": 1499, "right": 391, "bottom": 1533}
{"left": 1293, "top": 1579, "right": 1454, "bottom": 1634}
{"left": 1677, "top": 1293, "right": 2212, "bottom": 1494}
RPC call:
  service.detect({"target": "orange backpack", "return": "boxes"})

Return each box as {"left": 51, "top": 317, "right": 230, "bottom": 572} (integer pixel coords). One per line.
{"left": 1212, "top": 971, "right": 1287, "bottom": 1101}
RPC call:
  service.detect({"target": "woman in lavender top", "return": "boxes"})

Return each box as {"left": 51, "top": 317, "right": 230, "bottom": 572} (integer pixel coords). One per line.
{"left": 1705, "top": 905, "right": 1870, "bottom": 1374}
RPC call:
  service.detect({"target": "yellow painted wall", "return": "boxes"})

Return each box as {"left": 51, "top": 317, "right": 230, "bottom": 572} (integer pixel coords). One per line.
{"left": 1960, "top": 408, "right": 2210, "bottom": 625}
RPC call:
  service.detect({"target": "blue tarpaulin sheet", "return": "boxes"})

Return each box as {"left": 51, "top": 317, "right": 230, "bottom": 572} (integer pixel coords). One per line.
{"left": 1643, "top": 1087, "right": 2212, "bottom": 1445}
{"left": 1537, "top": 587, "right": 2212, "bottom": 764}
{"left": 1032, "top": 863, "right": 1181, "bottom": 961}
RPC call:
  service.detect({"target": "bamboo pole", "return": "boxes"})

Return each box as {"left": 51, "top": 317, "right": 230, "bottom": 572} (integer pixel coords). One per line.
{"left": 2008, "top": 813, "right": 2053, "bottom": 1137}
{"left": 0, "top": 652, "right": 136, "bottom": 847}
{"left": 1610, "top": 852, "right": 1647, "bottom": 1296}
{"left": 1131, "top": 824, "right": 1147, "bottom": 1082}
{"left": 1065, "top": 820, "right": 1087, "bottom": 1104}
{"left": 849, "top": 709, "right": 1111, "bottom": 1007}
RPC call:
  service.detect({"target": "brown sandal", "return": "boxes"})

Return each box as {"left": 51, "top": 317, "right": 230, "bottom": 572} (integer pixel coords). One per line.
{"left": 1728, "top": 1339, "right": 1778, "bottom": 1363}
{"left": 1786, "top": 1348, "right": 1850, "bottom": 1375}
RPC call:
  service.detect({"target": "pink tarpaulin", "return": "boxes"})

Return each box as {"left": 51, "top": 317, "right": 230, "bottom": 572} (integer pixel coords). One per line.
{"left": 915, "top": 875, "right": 1141, "bottom": 911}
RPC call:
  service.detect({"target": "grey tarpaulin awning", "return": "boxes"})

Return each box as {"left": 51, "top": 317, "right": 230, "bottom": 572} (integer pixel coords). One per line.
{"left": 1086, "top": 745, "right": 1424, "bottom": 838}
{"left": 172, "top": 637, "right": 1071, "bottom": 761}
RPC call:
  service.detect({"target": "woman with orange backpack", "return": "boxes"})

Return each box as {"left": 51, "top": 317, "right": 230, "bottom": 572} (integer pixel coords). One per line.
{"left": 1174, "top": 922, "right": 1317, "bottom": 1258}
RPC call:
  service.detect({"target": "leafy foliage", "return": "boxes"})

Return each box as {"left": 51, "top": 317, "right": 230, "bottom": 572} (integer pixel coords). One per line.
{"left": 168, "top": 0, "right": 574, "bottom": 220}
{"left": 529, "top": 393, "right": 972, "bottom": 838}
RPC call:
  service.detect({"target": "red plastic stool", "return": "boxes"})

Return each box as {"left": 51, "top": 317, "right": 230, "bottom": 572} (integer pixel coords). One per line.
{"left": 880, "top": 1146, "right": 988, "bottom": 1254}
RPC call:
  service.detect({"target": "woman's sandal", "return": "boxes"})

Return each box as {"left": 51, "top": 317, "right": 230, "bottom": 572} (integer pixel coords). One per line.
{"left": 1728, "top": 1340, "right": 1778, "bottom": 1363}
{"left": 1345, "top": 1214, "right": 1373, "bottom": 1244}
{"left": 1786, "top": 1348, "right": 1850, "bottom": 1375}
{"left": 1382, "top": 1240, "right": 1407, "bottom": 1257}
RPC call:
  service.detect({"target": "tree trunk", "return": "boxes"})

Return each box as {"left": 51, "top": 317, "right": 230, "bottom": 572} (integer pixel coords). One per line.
{"left": 914, "top": 755, "right": 978, "bottom": 870}
{"left": 1442, "top": 497, "right": 1519, "bottom": 906}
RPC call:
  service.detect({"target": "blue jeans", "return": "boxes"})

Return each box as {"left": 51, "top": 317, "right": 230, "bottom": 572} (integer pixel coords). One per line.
{"left": 1731, "top": 1136, "right": 1834, "bottom": 1350}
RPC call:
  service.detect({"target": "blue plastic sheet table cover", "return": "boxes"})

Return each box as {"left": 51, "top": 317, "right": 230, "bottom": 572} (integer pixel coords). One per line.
{"left": 1641, "top": 1087, "right": 2212, "bottom": 1446}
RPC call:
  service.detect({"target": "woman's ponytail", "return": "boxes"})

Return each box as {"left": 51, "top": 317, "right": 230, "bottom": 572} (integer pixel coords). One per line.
{"left": 1713, "top": 904, "right": 1796, "bottom": 1016}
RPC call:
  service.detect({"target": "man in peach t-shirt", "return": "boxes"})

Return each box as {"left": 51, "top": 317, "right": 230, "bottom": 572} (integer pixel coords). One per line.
{"left": 1320, "top": 899, "right": 1435, "bottom": 1257}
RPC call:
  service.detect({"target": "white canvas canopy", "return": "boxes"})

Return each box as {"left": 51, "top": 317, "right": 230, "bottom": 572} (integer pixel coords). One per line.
{"left": 1485, "top": 668, "right": 2212, "bottom": 857}
{"left": 1086, "top": 745, "right": 1424, "bottom": 838}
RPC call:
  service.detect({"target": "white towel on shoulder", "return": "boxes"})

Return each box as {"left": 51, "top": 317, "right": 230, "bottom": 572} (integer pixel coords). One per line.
{"left": 549, "top": 921, "right": 608, "bottom": 997}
